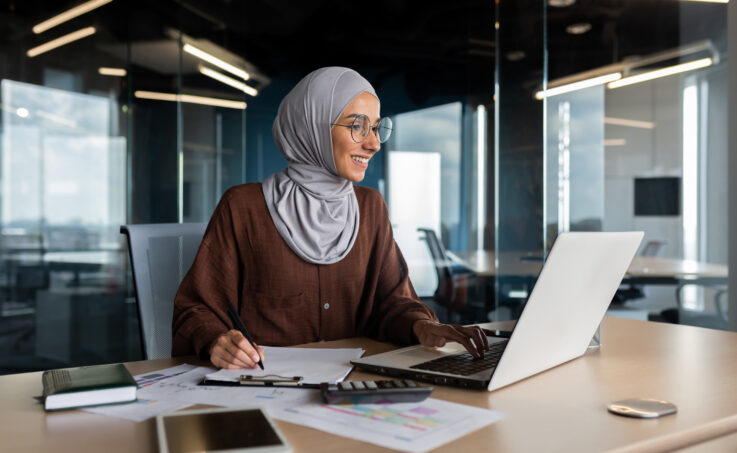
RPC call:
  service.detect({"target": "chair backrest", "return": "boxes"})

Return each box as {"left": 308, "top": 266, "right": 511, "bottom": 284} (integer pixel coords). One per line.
{"left": 641, "top": 240, "right": 665, "bottom": 257}
{"left": 121, "top": 223, "right": 206, "bottom": 359}
{"left": 417, "top": 228, "right": 456, "bottom": 305}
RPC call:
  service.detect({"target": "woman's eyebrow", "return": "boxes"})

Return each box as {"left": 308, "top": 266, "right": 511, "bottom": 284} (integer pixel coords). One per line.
{"left": 344, "top": 113, "right": 381, "bottom": 123}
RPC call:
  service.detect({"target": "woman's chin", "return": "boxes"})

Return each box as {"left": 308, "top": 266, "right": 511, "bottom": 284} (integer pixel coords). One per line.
{"left": 349, "top": 173, "right": 365, "bottom": 183}
{"left": 344, "top": 171, "right": 365, "bottom": 183}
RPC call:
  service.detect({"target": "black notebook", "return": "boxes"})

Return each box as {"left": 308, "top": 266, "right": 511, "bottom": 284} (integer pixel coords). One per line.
{"left": 41, "top": 363, "right": 138, "bottom": 411}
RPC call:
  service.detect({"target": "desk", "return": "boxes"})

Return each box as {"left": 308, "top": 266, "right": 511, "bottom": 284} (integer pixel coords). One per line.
{"left": 448, "top": 250, "right": 729, "bottom": 282}
{"left": 2, "top": 317, "right": 737, "bottom": 452}
{"left": 450, "top": 250, "right": 729, "bottom": 319}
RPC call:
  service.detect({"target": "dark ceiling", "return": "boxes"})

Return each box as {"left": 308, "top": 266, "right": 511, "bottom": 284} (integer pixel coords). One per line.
{"left": 1, "top": 0, "right": 728, "bottom": 105}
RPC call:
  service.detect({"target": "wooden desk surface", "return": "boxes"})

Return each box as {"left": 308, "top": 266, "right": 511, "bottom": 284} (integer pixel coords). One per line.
{"left": 450, "top": 250, "right": 729, "bottom": 280}
{"left": 2, "top": 317, "right": 737, "bottom": 452}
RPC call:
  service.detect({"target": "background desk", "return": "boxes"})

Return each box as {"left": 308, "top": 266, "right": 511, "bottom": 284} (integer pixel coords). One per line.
{"left": 1, "top": 317, "right": 736, "bottom": 452}
{"left": 449, "top": 250, "right": 729, "bottom": 319}
{"left": 448, "top": 250, "right": 729, "bottom": 282}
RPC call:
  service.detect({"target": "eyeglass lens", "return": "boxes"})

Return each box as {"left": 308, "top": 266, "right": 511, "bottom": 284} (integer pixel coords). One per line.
{"left": 351, "top": 115, "right": 393, "bottom": 144}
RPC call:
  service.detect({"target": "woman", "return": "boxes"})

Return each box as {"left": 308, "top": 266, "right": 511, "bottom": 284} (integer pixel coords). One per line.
{"left": 172, "top": 67, "right": 489, "bottom": 369}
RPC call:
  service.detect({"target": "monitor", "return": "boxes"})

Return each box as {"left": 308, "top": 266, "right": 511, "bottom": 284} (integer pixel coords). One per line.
{"left": 634, "top": 177, "right": 680, "bottom": 216}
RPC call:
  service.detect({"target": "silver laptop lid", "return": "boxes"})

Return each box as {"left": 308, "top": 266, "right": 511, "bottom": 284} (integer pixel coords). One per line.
{"left": 488, "top": 231, "right": 643, "bottom": 391}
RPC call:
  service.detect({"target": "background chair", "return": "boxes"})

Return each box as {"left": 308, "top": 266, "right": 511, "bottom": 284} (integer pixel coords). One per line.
{"left": 121, "top": 223, "right": 206, "bottom": 359}
{"left": 612, "top": 239, "right": 665, "bottom": 305}
{"left": 416, "top": 228, "right": 482, "bottom": 324}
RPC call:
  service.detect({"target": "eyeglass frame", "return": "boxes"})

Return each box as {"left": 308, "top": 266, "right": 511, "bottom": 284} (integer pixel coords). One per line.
{"left": 330, "top": 114, "right": 392, "bottom": 144}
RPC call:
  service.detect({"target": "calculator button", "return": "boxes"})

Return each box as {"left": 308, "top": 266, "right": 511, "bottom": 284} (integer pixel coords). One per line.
{"left": 404, "top": 380, "right": 417, "bottom": 387}
{"left": 393, "top": 380, "right": 406, "bottom": 388}
{"left": 352, "top": 381, "right": 366, "bottom": 390}
{"left": 365, "top": 381, "right": 378, "bottom": 389}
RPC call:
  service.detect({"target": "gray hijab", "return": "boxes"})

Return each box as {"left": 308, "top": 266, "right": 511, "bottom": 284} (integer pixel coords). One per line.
{"left": 262, "top": 67, "right": 377, "bottom": 264}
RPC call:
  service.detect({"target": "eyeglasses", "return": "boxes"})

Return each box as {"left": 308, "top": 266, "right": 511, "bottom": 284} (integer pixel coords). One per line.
{"left": 331, "top": 114, "right": 393, "bottom": 144}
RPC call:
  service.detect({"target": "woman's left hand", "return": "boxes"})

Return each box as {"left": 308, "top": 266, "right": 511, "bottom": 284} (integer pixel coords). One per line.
{"left": 412, "top": 319, "right": 490, "bottom": 358}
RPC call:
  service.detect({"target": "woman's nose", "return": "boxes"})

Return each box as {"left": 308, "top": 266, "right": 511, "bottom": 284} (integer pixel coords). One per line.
{"left": 364, "top": 130, "right": 381, "bottom": 152}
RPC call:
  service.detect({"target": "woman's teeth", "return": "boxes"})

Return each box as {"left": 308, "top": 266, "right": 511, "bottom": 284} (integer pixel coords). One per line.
{"left": 351, "top": 156, "right": 368, "bottom": 164}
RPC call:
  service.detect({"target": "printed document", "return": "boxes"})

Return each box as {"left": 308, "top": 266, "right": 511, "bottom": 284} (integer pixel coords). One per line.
{"left": 83, "top": 364, "right": 198, "bottom": 421}
{"left": 275, "top": 397, "right": 506, "bottom": 453}
{"left": 205, "top": 346, "right": 364, "bottom": 384}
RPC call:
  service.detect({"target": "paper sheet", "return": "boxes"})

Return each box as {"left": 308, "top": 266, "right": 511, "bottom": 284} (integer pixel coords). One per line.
{"left": 205, "top": 346, "right": 364, "bottom": 384}
{"left": 82, "top": 362, "right": 505, "bottom": 452}
{"left": 275, "top": 397, "right": 506, "bottom": 453}
{"left": 83, "top": 397, "right": 193, "bottom": 422}
{"left": 83, "top": 364, "right": 198, "bottom": 421}
{"left": 82, "top": 364, "right": 318, "bottom": 420}
{"left": 138, "top": 366, "right": 318, "bottom": 411}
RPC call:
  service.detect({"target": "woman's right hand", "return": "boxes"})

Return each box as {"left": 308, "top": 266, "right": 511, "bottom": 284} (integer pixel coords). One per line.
{"left": 208, "top": 329, "right": 265, "bottom": 369}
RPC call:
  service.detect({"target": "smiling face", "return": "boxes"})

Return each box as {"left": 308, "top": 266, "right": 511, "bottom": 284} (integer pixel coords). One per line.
{"left": 331, "top": 91, "right": 381, "bottom": 183}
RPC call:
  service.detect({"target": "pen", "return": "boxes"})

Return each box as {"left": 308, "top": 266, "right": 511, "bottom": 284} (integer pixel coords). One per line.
{"left": 225, "top": 302, "right": 264, "bottom": 370}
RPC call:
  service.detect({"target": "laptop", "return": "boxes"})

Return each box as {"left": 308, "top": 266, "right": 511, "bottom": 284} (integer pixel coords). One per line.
{"left": 352, "top": 231, "right": 644, "bottom": 391}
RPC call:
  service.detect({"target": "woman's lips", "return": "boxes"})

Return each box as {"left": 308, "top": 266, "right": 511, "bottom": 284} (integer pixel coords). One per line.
{"left": 351, "top": 155, "right": 369, "bottom": 168}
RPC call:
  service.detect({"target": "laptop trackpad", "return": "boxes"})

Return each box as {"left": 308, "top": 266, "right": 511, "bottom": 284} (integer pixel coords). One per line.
{"left": 397, "top": 344, "right": 465, "bottom": 362}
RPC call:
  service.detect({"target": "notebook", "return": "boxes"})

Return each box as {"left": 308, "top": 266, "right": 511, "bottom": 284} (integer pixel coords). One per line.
{"left": 352, "top": 231, "right": 644, "bottom": 391}
{"left": 41, "top": 363, "right": 138, "bottom": 411}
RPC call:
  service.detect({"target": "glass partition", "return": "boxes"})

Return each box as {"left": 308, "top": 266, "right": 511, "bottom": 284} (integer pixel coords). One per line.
{"left": 494, "top": 0, "right": 548, "bottom": 321}
{"left": 0, "top": 0, "right": 134, "bottom": 372}
{"left": 496, "top": 0, "right": 730, "bottom": 329}
{"left": 0, "top": 1, "right": 497, "bottom": 373}
{"left": 388, "top": 103, "right": 462, "bottom": 299}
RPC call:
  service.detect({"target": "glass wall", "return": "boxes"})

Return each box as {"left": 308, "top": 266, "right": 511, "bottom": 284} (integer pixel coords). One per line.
{"left": 0, "top": 0, "right": 495, "bottom": 373}
{"left": 497, "top": 0, "right": 730, "bottom": 329}
{"left": 1, "top": 1, "right": 134, "bottom": 373}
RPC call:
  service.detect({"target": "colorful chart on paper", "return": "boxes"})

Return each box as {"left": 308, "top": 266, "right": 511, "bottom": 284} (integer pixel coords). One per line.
{"left": 277, "top": 398, "right": 505, "bottom": 452}
{"left": 319, "top": 403, "right": 448, "bottom": 435}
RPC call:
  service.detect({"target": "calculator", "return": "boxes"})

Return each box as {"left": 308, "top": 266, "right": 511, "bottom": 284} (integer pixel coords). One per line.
{"left": 320, "top": 380, "right": 433, "bottom": 404}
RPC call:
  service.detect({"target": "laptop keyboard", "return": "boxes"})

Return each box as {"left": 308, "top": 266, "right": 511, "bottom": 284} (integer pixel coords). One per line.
{"left": 409, "top": 340, "right": 508, "bottom": 376}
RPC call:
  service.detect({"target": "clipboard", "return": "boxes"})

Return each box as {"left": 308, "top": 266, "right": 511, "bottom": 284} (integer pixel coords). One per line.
{"left": 199, "top": 374, "right": 321, "bottom": 389}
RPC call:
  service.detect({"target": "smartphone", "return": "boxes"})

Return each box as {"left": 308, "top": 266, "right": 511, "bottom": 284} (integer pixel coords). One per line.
{"left": 157, "top": 406, "right": 291, "bottom": 453}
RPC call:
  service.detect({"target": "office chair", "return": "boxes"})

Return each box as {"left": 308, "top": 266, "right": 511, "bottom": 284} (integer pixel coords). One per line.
{"left": 416, "top": 228, "right": 480, "bottom": 324}
{"left": 121, "top": 223, "right": 206, "bottom": 359}
{"left": 612, "top": 239, "right": 665, "bottom": 305}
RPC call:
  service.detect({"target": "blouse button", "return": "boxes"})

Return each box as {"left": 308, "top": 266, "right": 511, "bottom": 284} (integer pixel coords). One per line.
{"left": 323, "top": 302, "right": 330, "bottom": 310}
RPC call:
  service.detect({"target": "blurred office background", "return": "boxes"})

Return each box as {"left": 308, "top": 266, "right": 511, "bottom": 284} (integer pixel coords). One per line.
{"left": 0, "top": 0, "right": 732, "bottom": 374}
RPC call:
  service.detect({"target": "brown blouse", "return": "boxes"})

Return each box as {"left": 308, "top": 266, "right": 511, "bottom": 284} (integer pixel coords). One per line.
{"left": 171, "top": 183, "right": 437, "bottom": 358}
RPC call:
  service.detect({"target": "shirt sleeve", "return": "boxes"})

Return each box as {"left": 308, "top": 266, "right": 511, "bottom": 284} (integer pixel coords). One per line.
{"left": 171, "top": 191, "right": 241, "bottom": 358}
{"left": 365, "top": 194, "right": 438, "bottom": 345}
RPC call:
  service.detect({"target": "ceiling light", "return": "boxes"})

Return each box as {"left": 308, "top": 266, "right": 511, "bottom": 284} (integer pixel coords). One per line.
{"left": 604, "top": 117, "right": 656, "bottom": 129}
{"left": 134, "top": 90, "right": 246, "bottom": 110}
{"left": 566, "top": 23, "right": 591, "bottom": 35}
{"left": 16, "top": 108, "right": 29, "bottom": 118}
{"left": 604, "top": 139, "right": 627, "bottom": 146}
{"left": 682, "top": 0, "right": 728, "bottom": 3}
{"left": 608, "top": 58, "right": 712, "bottom": 89}
{"left": 183, "top": 43, "right": 250, "bottom": 81}
{"left": 27, "top": 26, "right": 96, "bottom": 58}
{"left": 535, "top": 72, "right": 622, "bottom": 99}
{"left": 199, "top": 65, "right": 258, "bottom": 96}
{"left": 33, "top": 0, "right": 113, "bottom": 34}
{"left": 548, "top": 0, "right": 576, "bottom": 6}
{"left": 506, "top": 51, "right": 526, "bottom": 61}
{"left": 98, "top": 67, "right": 127, "bottom": 77}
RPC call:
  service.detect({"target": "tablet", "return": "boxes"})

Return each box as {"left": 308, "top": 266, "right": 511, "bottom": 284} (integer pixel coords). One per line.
{"left": 156, "top": 406, "right": 291, "bottom": 453}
